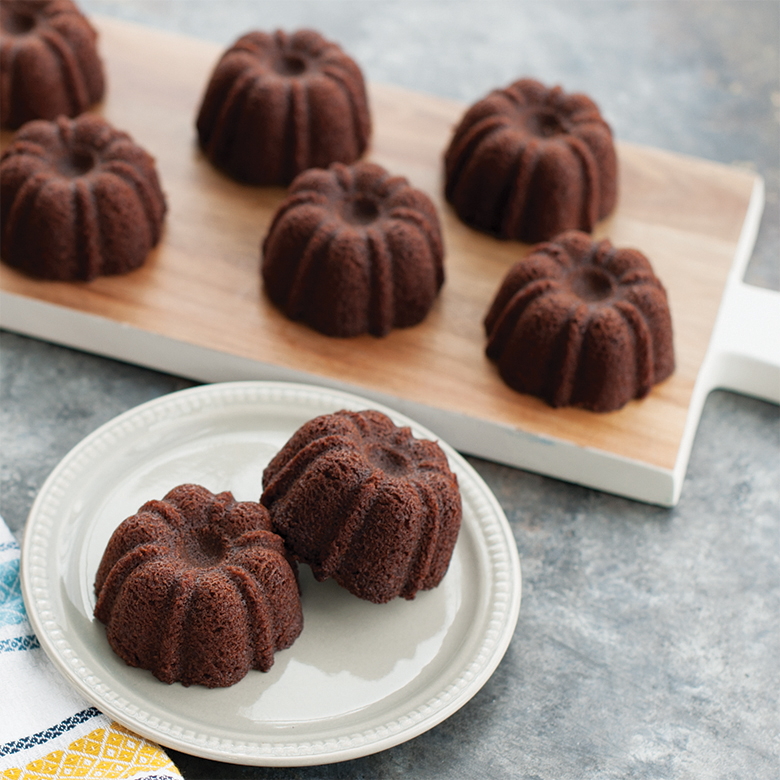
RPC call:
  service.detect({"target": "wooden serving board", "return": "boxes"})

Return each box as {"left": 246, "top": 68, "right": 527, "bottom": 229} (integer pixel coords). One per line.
{"left": 1, "top": 17, "right": 772, "bottom": 505}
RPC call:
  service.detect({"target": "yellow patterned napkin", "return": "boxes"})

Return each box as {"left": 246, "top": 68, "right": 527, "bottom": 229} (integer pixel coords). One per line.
{"left": 0, "top": 519, "right": 181, "bottom": 780}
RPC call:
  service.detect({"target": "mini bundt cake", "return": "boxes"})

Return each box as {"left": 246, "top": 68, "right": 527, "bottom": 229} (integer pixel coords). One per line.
{"left": 0, "top": 0, "right": 105, "bottom": 130}
{"left": 262, "top": 161, "right": 444, "bottom": 337}
{"left": 0, "top": 114, "right": 166, "bottom": 280}
{"left": 196, "top": 28, "right": 371, "bottom": 185}
{"left": 94, "top": 484, "right": 303, "bottom": 689}
{"left": 261, "top": 409, "right": 462, "bottom": 604}
{"left": 484, "top": 230, "right": 674, "bottom": 412}
{"left": 444, "top": 78, "right": 618, "bottom": 243}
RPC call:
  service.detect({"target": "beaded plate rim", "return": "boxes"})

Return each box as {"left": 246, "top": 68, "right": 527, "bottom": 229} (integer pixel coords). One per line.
{"left": 21, "top": 380, "right": 522, "bottom": 767}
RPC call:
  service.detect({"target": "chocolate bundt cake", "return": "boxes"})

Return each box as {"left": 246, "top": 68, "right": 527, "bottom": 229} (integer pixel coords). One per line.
{"left": 0, "top": 0, "right": 105, "bottom": 130}
{"left": 261, "top": 409, "right": 462, "bottom": 604}
{"left": 94, "top": 484, "right": 303, "bottom": 689}
{"left": 262, "top": 161, "right": 444, "bottom": 337}
{"left": 444, "top": 78, "right": 617, "bottom": 243}
{"left": 0, "top": 114, "right": 166, "bottom": 280}
{"left": 484, "top": 230, "right": 674, "bottom": 412}
{"left": 196, "top": 28, "right": 371, "bottom": 185}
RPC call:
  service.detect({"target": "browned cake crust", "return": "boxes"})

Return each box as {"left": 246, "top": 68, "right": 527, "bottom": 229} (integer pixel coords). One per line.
{"left": 94, "top": 484, "right": 303, "bottom": 689}
{"left": 196, "top": 28, "right": 371, "bottom": 185}
{"left": 444, "top": 78, "right": 617, "bottom": 243}
{"left": 261, "top": 409, "right": 462, "bottom": 604}
{"left": 484, "top": 230, "right": 675, "bottom": 412}
{"left": 262, "top": 160, "right": 444, "bottom": 337}
{"left": 0, "top": 113, "right": 166, "bottom": 280}
{"left": 0, "top": 0, "right": 105, "bottom": 129}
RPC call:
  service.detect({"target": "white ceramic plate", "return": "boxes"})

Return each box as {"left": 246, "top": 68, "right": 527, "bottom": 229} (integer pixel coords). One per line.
{"left": 21, "top": 381, "right": 521, "bottom": 767}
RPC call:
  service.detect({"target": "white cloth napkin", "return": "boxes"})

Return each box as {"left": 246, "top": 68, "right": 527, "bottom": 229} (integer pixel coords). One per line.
{"left": 0, "top": 518, "right": 181, "bottom": 779}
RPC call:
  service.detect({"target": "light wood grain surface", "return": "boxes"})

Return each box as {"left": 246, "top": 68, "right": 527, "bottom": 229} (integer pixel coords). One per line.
{"left": 0, "top": 17, "right": 758, "bottom": 471}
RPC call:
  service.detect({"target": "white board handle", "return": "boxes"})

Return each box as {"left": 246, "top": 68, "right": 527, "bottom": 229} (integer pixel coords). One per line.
{"left": 707, "top": 279, "right": 780, "bottom": 404}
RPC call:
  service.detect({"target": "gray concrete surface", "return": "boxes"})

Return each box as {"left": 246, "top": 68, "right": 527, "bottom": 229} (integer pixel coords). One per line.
{"left": 1, "top": 2, "right": 778, "bottom": 778}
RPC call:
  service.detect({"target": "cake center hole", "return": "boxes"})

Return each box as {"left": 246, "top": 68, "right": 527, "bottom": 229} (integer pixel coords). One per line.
{"left": 343, "top": 196, "right": 380, "bottom": 225}
{"left": 570, "top": 267, "right": 615, "bottom": 302}
{"left": 278, "top": 53, "right": 307, "bottom": 75}
{"left": 186, "top": 528, "right": 227, "bottom": 567}
{"left": 4, "top": 10, "right": 36, "bottom": 35}
{"left": 530, "top": 110, "right": 566, "bottom": 138}
{"left": 58, "top": 150, "right": 96, "bottom": 177}
{"left": 367, "top": 444, "right": 409, "bottom": 477}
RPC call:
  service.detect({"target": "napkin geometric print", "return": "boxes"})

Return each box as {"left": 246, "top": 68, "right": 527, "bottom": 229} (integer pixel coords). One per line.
{"left": 0, "top": 519, "right": 181, "bottom": 780}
